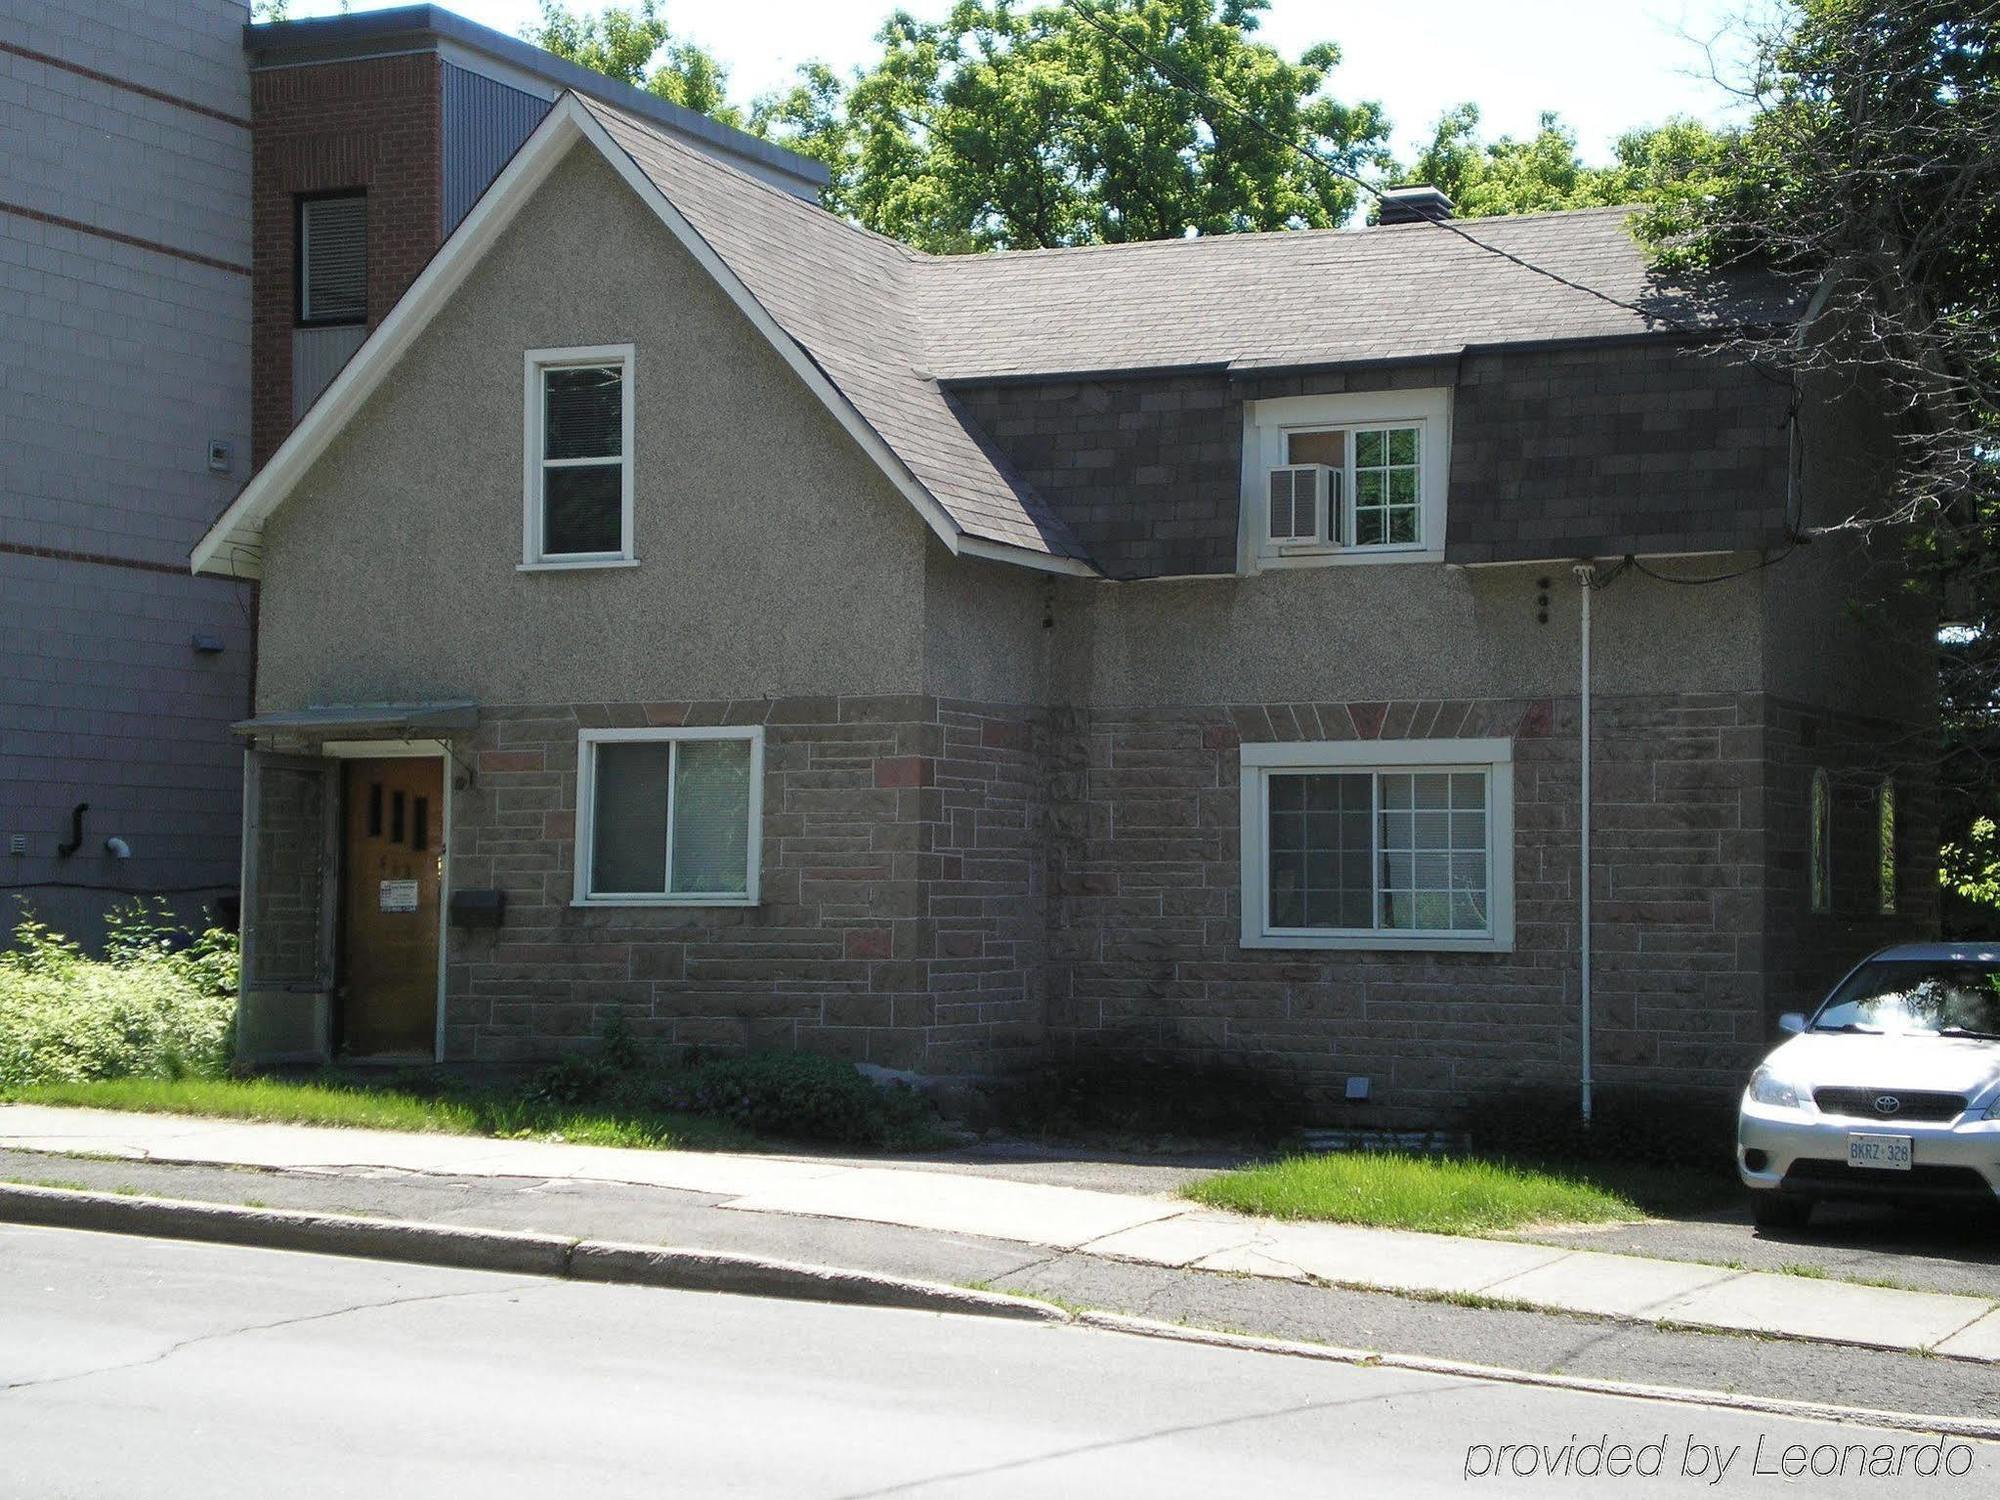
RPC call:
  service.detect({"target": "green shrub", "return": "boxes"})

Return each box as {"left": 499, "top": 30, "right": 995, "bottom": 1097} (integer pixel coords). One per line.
{"left": 0, "top": 906, "right": 239, "bottom": 1090}
{"left": 996, "top": 1050, "right": 1300, "bottom": 1145}
{"left": 657, "top": 1051, "right": 941, "bottom": 1149}
{"left": 1470, "top": 1086, "right": 1740, "bottom": 1175}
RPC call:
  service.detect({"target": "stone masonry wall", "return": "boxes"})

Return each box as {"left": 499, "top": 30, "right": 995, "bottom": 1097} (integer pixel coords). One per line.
{"left": 1763, "top": 698, "right": 1941, "bottom": 1021}
{"left": 440, "top": 696, "right": 1045, "bottom": 1072}
{"left": 1046, "top": 692, "right": 1775, "bottom": 1124}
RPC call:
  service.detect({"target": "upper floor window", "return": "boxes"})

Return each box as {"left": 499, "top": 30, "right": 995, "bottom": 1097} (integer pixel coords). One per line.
{"left": 1243, "top": 388, "right": 1449, "bottom": 569}
{"left": 296, "top": 192, "right": 367, "bottom": 326}
{"left": 1239, "top": 736, "right": 1514, "bottom": 952}
{"left": 522, "top": 345, "right": 635, "bottom": 569}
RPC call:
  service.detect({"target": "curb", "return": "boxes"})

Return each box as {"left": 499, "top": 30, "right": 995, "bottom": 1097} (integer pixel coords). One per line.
{"left": 1075, "top": 1313, "right": 2000, "bottom": 1443}
{"left": 0, "top": 1183, "right": 1063, "bottom": 1324}
{"left": 9, "top": 1181, "right": 2000, "bottom": 1440}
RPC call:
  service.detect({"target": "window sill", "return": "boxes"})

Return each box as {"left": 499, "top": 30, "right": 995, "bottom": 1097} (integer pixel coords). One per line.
{"left": 1241, "top": 931, "right": 1513, "bottom": 954}
{"left": 1256, "top": 546, "right": 1442, "bottom": 570}
{"left": 572, "top": 895, "right": 758, "bottom": 909}
{"left": 519, "top": 557, "right": 640, "bottom": 573}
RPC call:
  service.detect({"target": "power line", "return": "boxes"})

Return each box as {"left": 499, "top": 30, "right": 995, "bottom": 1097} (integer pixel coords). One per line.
{"left": 1062, "top": 0, "right": 1808, "bottom": 582}
{"left": 1059, "top": 0, "right": 1715, "bottom": 333}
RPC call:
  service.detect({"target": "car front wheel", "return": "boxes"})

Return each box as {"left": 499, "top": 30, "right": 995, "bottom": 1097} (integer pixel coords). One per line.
{"left": 1749, "top": 1191, "right": 1814, "bottom": 1231}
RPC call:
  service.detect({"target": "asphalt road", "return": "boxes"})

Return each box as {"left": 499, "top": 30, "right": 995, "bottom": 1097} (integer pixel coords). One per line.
{"left": 2, "top": 1226, "right": 1992, "bottom": 1498}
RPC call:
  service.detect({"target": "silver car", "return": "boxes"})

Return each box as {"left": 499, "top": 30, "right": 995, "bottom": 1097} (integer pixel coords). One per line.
{"left": 1738, "top": 943, "right": 2000, "bottom": 1229}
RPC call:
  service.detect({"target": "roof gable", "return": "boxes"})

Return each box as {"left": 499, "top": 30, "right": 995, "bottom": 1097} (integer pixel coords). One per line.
{"left": 192, "top": 93, "right": 1092, "bottom": 580}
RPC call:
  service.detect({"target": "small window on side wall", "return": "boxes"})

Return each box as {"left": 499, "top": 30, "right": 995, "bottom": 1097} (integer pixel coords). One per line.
{"left": 1809, "top": 768, "right": 1831, "bottom": 914}
{"left": 297, "top": 192, "right": 367, "bottom": 326}
{"left": 523, "top": 345, "right": 634, "bottom": 567}
{"left": 1877, "top": 777, "right": 1896, "bottom": 915}
{"left": 575, "top": 727, "right": 762, "bottom": 905}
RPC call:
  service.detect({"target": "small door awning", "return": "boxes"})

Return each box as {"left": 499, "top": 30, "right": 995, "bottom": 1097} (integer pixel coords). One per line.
{"left": 232, "top": 700, "right": 480, "bottom": 740}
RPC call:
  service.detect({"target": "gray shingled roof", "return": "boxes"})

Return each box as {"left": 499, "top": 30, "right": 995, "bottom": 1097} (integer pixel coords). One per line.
{"left": 587, "top": 100, "right": 1088, "bottom": 561}
{"left": 582, "top": 96, "right": 1792, "bottom": 567}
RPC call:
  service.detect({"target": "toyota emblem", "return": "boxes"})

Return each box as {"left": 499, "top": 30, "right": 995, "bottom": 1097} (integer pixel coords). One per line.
{"left": 1872, "top": 1095, "right": 1902, "bottom": 1116}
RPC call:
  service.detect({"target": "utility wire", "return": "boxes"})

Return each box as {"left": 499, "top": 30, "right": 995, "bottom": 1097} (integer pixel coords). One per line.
{"left": 1061, "top": 0, "right": 1807, "bottom": 580}
{"left": 1059, "top": 0, "right": 1746, "bottom": 337}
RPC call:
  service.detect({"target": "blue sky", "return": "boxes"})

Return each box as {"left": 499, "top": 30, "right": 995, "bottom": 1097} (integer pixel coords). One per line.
{"left": 279, "top": 0, "right": 1760, "bottom": 164}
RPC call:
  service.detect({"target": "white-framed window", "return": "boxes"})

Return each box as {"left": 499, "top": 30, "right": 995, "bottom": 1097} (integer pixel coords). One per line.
{"left": 1876, "top": 776, "right": 1896, "bottom": 916}
{"left": 574, "top": 726, "right": 762, "bottom": 906}
{"left": 1239, "top": 737, "right": 1514, "bottom": 951}
{"left": 1240, "top": 388, "right": 1449, "bottom": 569}
{"left": 523, "top": 344, "right": 635, "bottom": 569}
{"left": 1809, "top": 767, "right": 1831, "bottom": 914}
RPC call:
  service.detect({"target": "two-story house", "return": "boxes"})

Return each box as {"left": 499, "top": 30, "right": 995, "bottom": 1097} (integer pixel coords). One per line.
{"left": 193, "top": 92, "right": 1932, "bottom": 1121}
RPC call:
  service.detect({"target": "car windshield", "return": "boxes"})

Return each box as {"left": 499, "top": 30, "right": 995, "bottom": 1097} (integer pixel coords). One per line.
{"left": 1814, "top": 961, "right": 2000, "bottom": 1037}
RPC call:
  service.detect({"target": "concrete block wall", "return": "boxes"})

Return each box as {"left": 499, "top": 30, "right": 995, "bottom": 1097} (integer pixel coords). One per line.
{"left": 440, "top": 697, "right": 1045, "bottom": 1072}
{"left": 1045, "top": 692, "right": 1776, "bottom": 1123}
{"left": 0, "top": 1, "right": 254, "bottom": 944}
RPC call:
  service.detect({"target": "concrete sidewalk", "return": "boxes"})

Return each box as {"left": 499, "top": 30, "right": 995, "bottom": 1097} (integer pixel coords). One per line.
{"left": 6, "top": 1103, "right": 1999, "bottom": 1362}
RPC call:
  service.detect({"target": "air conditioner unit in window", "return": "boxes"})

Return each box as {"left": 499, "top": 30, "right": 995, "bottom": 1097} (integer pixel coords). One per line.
{"left": 1268, "top": 464, "right": 1341, "bottom": 546}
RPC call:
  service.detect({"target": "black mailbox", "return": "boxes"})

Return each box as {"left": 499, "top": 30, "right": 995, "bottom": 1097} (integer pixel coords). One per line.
{"left": 448, "top": 888, "right": 506, "bottom": 929}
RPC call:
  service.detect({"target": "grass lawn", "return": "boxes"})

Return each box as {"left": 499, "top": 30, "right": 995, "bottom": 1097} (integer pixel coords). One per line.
{"left": 1184, "top": 1151, "right": 1734, "bottom": 1235}
{"left": 3, "top": 1076, "right": 756, "bottom": 1153}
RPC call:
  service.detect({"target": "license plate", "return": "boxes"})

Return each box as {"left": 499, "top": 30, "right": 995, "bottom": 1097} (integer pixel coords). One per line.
{"left": 1848, "top": 1133, "right": 1913, "bottom": 1171}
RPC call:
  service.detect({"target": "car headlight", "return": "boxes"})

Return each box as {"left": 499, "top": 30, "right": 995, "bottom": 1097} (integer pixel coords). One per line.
{"left": 1747, "top": 1066, "right": 1806, "bottom": 1110}
{"left": 1985, "top": 1098, "right": 2000, "bottom": 1121}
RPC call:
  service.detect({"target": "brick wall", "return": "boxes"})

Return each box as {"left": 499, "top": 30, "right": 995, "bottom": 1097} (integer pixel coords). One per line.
{"left": 251, "top": 54, "right": 442, "bottom": 463}
{"left": 1047, "top": 692, "right": 1776, "bottom": 1123}
{"left": 440, "top": 696, "right": 1045, "bottom": 1072}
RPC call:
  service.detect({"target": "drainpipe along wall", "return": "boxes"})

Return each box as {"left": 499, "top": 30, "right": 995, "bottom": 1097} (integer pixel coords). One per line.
{"left": 1573, "top": 562, "right": 1597, "bottom": 1125}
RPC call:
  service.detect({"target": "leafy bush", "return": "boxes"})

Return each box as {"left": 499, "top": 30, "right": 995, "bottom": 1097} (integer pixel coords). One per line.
{"left": 1470, "top": 1086, "right": 1740, "bottom": 1176}
{"left": 995, "top": 1049, "right": 1300, "bottom": 1145}
{"left": 655, "top": 1050, "right": 940, "bottom": 1149}
{"left": 520, "top": 1024, "right": 942, "bottom": 1149}
{"left": 0, "top": 905, "right": 239, "bottom": 1090}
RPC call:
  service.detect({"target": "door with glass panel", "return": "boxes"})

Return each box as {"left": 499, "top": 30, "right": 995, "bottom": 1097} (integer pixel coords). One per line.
{"left": 337, "top": 757, "right": 442, "bottom": 1056}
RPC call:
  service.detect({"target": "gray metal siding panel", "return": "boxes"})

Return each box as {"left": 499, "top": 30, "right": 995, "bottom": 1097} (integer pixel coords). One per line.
{"left": 441, "top": 62, "right": 551, "bottom": 233}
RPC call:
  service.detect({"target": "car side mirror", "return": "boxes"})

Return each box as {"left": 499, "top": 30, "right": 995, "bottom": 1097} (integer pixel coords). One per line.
{"left": 1778, "top": 1012, "right": 1807, "bottom": 1035}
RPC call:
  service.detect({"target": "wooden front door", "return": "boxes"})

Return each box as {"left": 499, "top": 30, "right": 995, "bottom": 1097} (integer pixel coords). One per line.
{"left": 339, "top": 757, "right": 443, "bottom": 1056}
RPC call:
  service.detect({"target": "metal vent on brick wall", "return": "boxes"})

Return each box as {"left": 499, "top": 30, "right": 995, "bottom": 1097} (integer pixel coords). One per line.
{"left": 300, "top": 194, "right": 367, "bottom": 325}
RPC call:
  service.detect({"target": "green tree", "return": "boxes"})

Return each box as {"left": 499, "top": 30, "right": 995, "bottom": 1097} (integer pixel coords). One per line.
{"left": 1398, "top": 103, "right": 1735, "bottom": 221}
{"left": 753, "top": 0, "right": 1391, "bottom": 251}
{"left": 525, "top": 0, "right": 741, "bottom": 128}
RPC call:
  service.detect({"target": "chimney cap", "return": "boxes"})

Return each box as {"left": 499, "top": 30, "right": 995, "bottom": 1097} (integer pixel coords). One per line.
{"left": 1377, "top": 184, "right": 1455, "bottom": 226}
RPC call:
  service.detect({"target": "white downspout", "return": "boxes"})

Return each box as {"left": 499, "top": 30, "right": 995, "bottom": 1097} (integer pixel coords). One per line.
{"left": 1574, "top": 562, "right": 1596, "bottom": 1126}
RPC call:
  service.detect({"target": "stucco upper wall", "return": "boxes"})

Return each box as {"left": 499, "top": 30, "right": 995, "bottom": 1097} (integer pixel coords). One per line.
{"left": 1049, "top": 557, "right": 1769, "bottom": 709}
{"left": 920, "top": 540, "right": 1052, "bottom": 705}
{"left": 255, "top": 142, "right": 930, "bottom": 710}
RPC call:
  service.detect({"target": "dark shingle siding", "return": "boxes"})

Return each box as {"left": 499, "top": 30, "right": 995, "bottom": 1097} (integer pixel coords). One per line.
{"left": 956, "top": 342, "right": 1793, "bottom": 577}
{"left": 1445, "top": 341, "right": 1792, "bottom": 563}
{"left": 951, "top": 375, "right": 1243, "bottom": 579}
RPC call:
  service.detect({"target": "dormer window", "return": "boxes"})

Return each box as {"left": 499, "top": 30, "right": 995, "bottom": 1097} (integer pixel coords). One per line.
{"left": 1243, "top": 388, "right": 1449, "bottom": 568}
